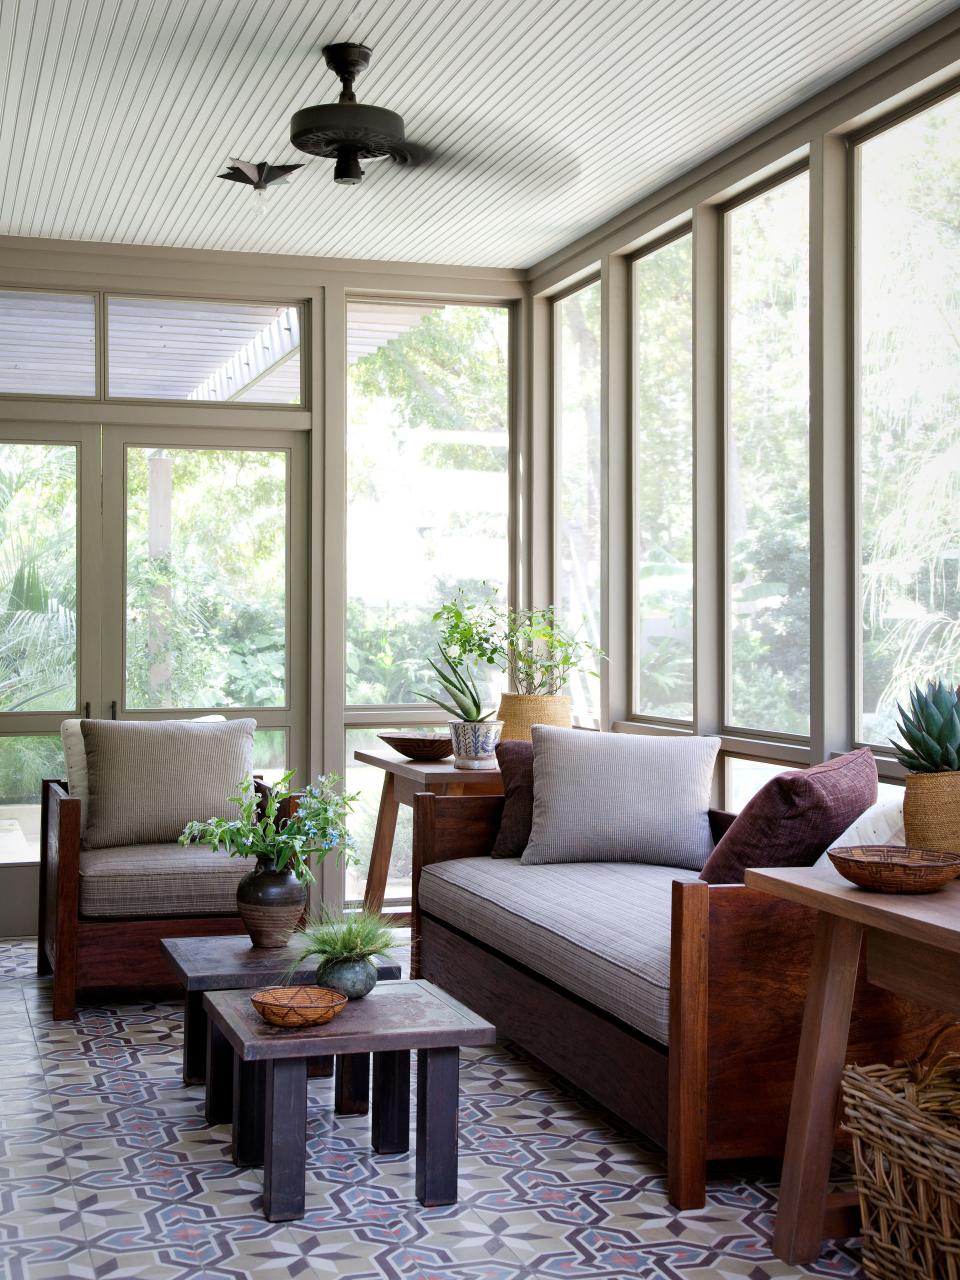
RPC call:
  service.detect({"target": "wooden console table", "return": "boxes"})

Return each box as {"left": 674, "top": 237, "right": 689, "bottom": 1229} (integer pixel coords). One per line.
{"left": 355, "top": 748, "right": 502, "bottom": 918}
{"left": 746, "top": 863, "right": 960, "bottom": 1265}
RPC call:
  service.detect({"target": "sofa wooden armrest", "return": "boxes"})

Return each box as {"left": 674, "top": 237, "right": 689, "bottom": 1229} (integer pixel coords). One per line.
{"left": 667, "top": 879, "right": 948, "bottom": 1209}
{"left": 38, "top": 780, "right": 82, "bottom": 1012}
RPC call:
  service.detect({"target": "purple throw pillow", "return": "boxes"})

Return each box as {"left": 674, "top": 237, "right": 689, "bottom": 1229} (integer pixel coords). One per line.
{"left": 491, "top": 740, "right": 534, "bottom": 858}
{"left": 699, "top": 747, "right": 878, "bottom": 885}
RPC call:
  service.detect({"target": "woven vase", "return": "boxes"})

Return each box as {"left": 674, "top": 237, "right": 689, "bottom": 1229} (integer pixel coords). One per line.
{"left": 496, "top": 693, "right": 572, "bottom": 742}
{"left": 903, "top": 772, "right": 960, "bottom": 853}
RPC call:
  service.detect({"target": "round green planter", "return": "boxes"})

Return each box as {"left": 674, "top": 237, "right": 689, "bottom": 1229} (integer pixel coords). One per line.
{"left": 316, "top": 957, "right": 378, "bottom": 999}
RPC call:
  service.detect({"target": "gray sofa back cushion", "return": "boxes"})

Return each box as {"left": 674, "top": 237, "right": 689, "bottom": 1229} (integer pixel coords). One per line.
{"left": 81, "top": 718, "right": 256, "bottom": 849}
{"left": 521, "top": 725, "right": 721, "bottom": 870}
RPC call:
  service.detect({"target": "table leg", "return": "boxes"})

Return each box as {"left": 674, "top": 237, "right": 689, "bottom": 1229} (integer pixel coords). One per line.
{"left": 183, "top": 991, "right": 207, "bottom": 1085}
{"left": 416, "top": 1046, "right": 459, "bottom": 1206}
{"left": 335, "top": 1052, "right": 370, "bottom": 1116}
{"left": 372, "top": 1050, "right": 410, "bottom": 1154}
{"left": 264, "top": 1057, "right": 308, "bottom": 1222}
{"left": 232, "top": 1057, "right": 266, "bottom": 1168}
{"left": 363, "top": 773, "right": 399, "bottom": 916}
{"left": 773, "top": 915, "right": 863, "bottom": 1265}
{"left": 205, "top": 1018, "right": 234, "bottom": 1124}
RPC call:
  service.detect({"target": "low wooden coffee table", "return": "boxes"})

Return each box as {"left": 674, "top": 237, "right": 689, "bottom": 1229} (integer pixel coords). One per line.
{"left": 204, "top": 979, "right": 496, "bottom": 1221}
{"left": 160, "top": 933, "right": 401, "bottom": 1086}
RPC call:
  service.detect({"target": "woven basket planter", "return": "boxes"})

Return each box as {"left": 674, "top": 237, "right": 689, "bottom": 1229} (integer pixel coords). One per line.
{"left": 842, "top": 1027, "right": 960, "bottom": 1280}
{"left": 903, "top": 772, "right": 960, "bottom": 853}
{"left": 496, "top": 693, "right": 572, "bottom": 742}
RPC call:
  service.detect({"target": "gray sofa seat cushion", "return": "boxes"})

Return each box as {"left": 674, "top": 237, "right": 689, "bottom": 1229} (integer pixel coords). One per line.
{"left": 79, "top": 843, "right": 246, "bottom": 919}
{"left": 419, "top": 857, "right": 701, "bottom": 1045}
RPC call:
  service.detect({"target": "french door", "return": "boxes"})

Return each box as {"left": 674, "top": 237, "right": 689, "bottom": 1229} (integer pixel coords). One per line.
{"left": 0, "top": 423, "right": 308, "bottom": 862}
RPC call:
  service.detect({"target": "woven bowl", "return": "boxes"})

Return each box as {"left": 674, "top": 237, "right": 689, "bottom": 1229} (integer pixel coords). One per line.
{"left": 250, "top": 986, "right": 348, "bottom": 1028}
{"left": 828, "top": 845, "right": 960, "bottom": 894}
{"left": 378, "top": 731, "right": 452, "bottom": 762}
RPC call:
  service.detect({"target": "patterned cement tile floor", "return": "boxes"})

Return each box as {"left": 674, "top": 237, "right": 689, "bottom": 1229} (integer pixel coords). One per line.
{"left": 0, "top": 937, "right": 864, "bottom": 1280}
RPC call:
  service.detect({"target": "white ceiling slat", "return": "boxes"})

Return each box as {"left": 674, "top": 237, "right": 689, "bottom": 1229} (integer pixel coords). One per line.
{"left": 0, "top": 0, "right": 954, "bottom": 268}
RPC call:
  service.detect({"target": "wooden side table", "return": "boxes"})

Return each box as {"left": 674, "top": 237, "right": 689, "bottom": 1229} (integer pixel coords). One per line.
{"left": 746, "top": 863, "right": 960, "bottom": 1265}
{"left": 355, "top": 748, "right": 502, "bottom": 918}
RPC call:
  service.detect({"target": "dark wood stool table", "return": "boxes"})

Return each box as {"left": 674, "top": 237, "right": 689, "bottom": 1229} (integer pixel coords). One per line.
{"left": 160, "top": 933, "right": 401, "bottom": 1096}
{"left": 204, "top": 979, "right": 496, "bottom": 1221}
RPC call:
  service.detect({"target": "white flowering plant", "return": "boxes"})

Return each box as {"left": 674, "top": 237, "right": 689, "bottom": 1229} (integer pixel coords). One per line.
{"left": 179, "top": 770, "right": 358, "bottom": 885}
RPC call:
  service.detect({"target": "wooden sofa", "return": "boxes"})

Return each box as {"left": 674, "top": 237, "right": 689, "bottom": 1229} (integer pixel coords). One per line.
{"left": 412, "top": 793, "right": 947, "bottom": 1213}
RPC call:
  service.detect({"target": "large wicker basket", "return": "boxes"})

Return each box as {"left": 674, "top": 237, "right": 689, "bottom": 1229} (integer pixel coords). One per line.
{"left": 842, "top": 1026, "right": 960, "bottom": 1280}
{"left": 496, "top": 693, "right": 572, "bottom": 742}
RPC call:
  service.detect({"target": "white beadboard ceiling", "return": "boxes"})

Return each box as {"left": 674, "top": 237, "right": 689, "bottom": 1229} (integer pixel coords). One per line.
{"left": 0, "top": 0, "right": 954, "bottom": 269}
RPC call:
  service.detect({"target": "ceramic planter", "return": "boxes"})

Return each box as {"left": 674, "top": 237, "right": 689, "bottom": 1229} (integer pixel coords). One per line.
{"left": 903, "top": 772, "right": 960, "bottom": 853}
{"left": 236, "top": 858, "right": 306, "bottom": 948}
{"left": 449, "top": 719, "right": 503, "bottom": 770}
{"left": 496, "top": 693, "right": 572, "bottom": 742}
{"left": 316, "top": 956, "right": 378, "bottom": 999}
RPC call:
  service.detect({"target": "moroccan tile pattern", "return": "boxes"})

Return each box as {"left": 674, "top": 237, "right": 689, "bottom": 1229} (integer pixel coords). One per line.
{"left": 0, "top": 938, "right": 864, "bottom": 1279}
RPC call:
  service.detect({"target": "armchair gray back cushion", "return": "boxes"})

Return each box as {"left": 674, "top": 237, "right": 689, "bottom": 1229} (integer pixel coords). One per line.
{"left": 80, "top": 718, "right": 256, "bottom": 849}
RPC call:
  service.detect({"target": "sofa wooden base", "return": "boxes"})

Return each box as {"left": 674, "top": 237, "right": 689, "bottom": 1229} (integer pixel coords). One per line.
{"left": 413, "top": 792, "right": 948, "bottom": 1212}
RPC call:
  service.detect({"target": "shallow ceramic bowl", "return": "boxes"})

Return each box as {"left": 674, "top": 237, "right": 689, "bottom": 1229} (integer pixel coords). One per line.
{"left": 378, "top": 731, "right": 452, "bottom": 762}
{"left": 828, "top": 844, "right": 960, "bottom": 894}
{"left": 250, "top": 986, "right": 348, "bottom": 1028}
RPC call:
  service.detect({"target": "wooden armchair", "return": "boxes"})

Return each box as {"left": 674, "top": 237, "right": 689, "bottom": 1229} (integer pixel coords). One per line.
{"left": 37, "top": 777, "right": 272, "bottom": 1020}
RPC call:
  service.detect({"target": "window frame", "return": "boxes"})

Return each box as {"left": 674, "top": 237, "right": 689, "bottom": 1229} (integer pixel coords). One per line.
{"left": 0, "top": 286, "right": 100, "bottom": 402}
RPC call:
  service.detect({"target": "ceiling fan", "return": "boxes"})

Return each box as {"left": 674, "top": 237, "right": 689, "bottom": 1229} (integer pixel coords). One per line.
{"left": 290, "top": 42, "right": 425, "bottom": 185}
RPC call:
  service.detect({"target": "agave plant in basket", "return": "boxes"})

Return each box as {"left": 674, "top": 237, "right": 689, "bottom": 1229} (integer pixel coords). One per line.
{"left": 892, "top": 680, "right": 960, "bottom": 853}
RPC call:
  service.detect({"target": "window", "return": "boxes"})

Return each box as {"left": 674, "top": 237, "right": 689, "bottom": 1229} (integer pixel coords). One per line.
{"left": 346, "top": 300, "right": 510, "bottom": 709}
{"left": 726, "top": 172, "right": 810, "bottom": 735}
{"left": 0, "top": 442, "right": 77, "bottom": 713}
{"left": 858, "top": 94, "right": 960, "bottom": 744}
{"left": 555, "top": 280, "right": 602, "bottom": 723}
{"left": 633, "top": 235, "right": 694, "bottom": 721}
{"left": 107, "top": 297, "right": 302, "bottom": 403}
{"left": 0, "top": 290, "right": 96, "bottom": 397}
{"left": 124, "top": 446, "right": 287, "bottom": 710}
{"left": 0, "top": 735, "right": 64, "bottom": 863}
{"left": 724, "top": 756, "right": 789, "bottom": 812}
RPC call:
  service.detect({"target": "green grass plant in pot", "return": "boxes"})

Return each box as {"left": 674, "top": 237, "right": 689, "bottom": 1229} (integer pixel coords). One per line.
{"left": 180, "top": 771, "right": 357, "bottom": 949}
{"left": 892, "top": 680, "right": 960, "bottom": 852}
{"left": 292, "top": 909, "right": 396, "bottom": 999}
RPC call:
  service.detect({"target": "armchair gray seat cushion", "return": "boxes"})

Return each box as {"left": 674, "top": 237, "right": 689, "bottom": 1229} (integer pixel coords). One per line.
{"left": 79, "top": 843, "right": 246, "bottom": 919}
{"left": 418, "top": 857, "right": 701, "bottom": 1045}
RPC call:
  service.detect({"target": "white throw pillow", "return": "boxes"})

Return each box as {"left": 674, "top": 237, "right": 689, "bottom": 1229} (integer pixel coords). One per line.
{"left": 521, "top": 725, "right": 721, "bottom": 871}
{"left": 814, "top": 794, "right": 905, "bottom": 868}
{"left": 60, "top": 714, "right": 226, "bottom": 838}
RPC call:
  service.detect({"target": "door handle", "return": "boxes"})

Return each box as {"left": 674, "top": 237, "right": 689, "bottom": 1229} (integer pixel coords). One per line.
{"left": 111, "top": 700, "right": 117, "bottom": 720}
{"left": 83, "top": 701, "right": 91, "bottom": 718}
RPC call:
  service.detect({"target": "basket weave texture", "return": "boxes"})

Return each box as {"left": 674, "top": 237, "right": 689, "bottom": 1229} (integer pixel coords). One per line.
{"left": 497, "top": 693, "right": 572, "bottom": 742}
{"left": 903, "top": 772, "right": 960, "bottom": 853}
{"left": 842, "top": 1027, "right": 960, "bottom": 1280}
{"left": 250, "top": 986, "right": 348, "bottom": 1028}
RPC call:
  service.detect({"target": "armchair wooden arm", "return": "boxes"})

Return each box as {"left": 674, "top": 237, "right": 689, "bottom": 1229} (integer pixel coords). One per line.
{"left": 38, "top": 780, "right": 82, "bottom": 1018}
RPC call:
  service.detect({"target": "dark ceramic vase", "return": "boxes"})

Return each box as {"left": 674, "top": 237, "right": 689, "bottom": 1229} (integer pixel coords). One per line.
{"left": 236, "top": 858, "right": 306, "bottom": 948}
{"left": 316, "top": 957, "right": 378, "bottom": 999}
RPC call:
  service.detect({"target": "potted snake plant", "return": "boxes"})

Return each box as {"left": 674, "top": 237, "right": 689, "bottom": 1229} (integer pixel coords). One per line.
{"left": 892, "top": 680, "right": 960, "bottom": 852}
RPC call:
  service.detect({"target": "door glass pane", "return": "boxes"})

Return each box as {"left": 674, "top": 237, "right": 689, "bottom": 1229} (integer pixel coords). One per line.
{"left": 0, "top": 290, "right": 96, "bottom": 397}
{"left": 0, "top": 735, "right": 63, "bottom": 863}
{"left": 556, "top": 281, "right": 602, "bottom": 723}
{"left": 633, "top": 236, "right": 694, "bottom": 721}
{"left": 107, "top": 298, "right": 301, "bottom": 404}
{"left": 726, "top": 173, "right": 810, "bottom": 735}
{"left": 125, "top": 447, "right": 287, "bottom": 709}
{"left": 254, "top": 728, "right": 288, "bottom": 787}
{"left": 346, "top": 302, "right": 510, "bottom": 708}
{"left": 345, "top": 726, "right": 442, "bottom": 904}
{"left": 858, "top": 95, "right": 960, "bottom": 743}
{"left": 0, "top": 443, "right": 77, "bottom": 713}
